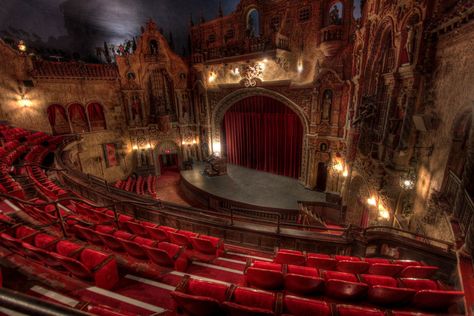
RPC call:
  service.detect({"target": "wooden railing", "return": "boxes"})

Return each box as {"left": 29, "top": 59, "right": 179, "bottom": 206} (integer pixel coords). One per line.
{"left": 50, "top": 137, "right": 459, "bottom": 257}
{"left": 443, "top": 171, "right": 474, "bottom": 234}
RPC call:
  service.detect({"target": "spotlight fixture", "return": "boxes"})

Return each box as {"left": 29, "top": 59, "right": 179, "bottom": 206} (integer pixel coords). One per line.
{"left": 17, "top": 40, "right": 27, "bottom": 53}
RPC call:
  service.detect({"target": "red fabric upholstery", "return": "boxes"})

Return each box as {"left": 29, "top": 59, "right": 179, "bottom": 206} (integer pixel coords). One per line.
{"left": 284, "top": 268, "right": 324, "bottom": 295}
{"left": 143, "top": 245, "right": 175, "bottom": 267}
{"left": 399, "top": 266, "right": 438, "bottom": 279}
{"left": 80, "top": 249, "right": 119, "bottom": 289}
{"left": 368, "top": 263, "right": 404, "bottom": 277}
{"left": 274, "top": 251, "right": 306, "bottom": 266}
{"left": 287, "top": 265, "right": 318, "bottom": 277}
{"left": 364, "top": 258, "right": 390, "bottom": 264}
{"left": 337, "top": 305, "right": 384, "bottom": 316}
{"left": 335, "top": 255, "right": 360, "bottom": 261}
{"left": 96, "top": 232, "right": 125, "bottom": 252}
{"left": 15, "top": 226, "right": 37, "bottom": 239}
{"left": 412, "top": 290, "right": 464, "bottom": 310}
{"left": 126, "top": 221, "right": 150, "bottom": 237}
{"left": 96, "top": 225, "right": 115, "bottom": 234}
{"left": 171, "top": 291, "right": 223, "bottom": 316}
{"left": 56, "top": 240, "right": 83, "bottom": 257}
{"left": 252, "top": 261, "right": 282, "bottom": 271}
{"left": 171, "top": 278, "right": 230, "bottom": 316}
{"left": 390, "top": 312, "right": 436, "bottom": 316}
{"left": 282, "top": 296, "right": 330, "bottom": 316}
{"left": 143, "top": 242, "right": 188, "bottom": 271}
{"left": 190, "top": 235, "right": 223, "bottom": 255}
{"left": 245, "top": 267, "right": 284, "bottom": 290}
{"left": 145, "top": 226, "right": 172, "bottom": 241}
{"left": 394, "top": 260, "right": 421, "bottom": 267}
{"left": 360, "top": 274, "right": 397, "bottom": 287}
{"left": 133, "top": 236, "right": 156, "bottom": 247}
{"left": 307, "top": 253, "right": 337, "bottom": 270}
{"left": 33, "top": 233, "right": 58, "bottom": 249}
{"left": 76, "top": 226, "right": 103, "bottom": 245}
{"left": 224, "top": 287, "right": 275, "bottom": 315}
{"left": 119, "top": 238, "right": 148, "bottom": 259}
{"left": 400, "top": 278, "right": 438, "bottom": 291}
{"left": 336, "top": 260, "right": 370, "bottom": 274}
{"left": 0, "top": 233, "right": 23, "bottom": 252}
{"left": 323, "top": 271, "right": 368, "bottom": 300}
{"left": 86, "top": 305, "right": 136, "bottom": 316}
{"left": 113, "top": 230, "right": 133, "bottom": 240}
{"left": 169, "top": 231, "right": 196, "bottom": 247}
{"left": 361, "top": 274, "right": 415, "bottom": 305}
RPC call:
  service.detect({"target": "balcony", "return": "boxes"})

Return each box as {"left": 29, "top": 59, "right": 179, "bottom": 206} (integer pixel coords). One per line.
{"left": 320, "top": 25, "right": 344, "bottom": 57}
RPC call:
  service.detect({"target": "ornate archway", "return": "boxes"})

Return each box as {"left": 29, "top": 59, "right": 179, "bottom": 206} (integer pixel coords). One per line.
{"left": 211, "top": 87, "right": 310, "bottom": 185}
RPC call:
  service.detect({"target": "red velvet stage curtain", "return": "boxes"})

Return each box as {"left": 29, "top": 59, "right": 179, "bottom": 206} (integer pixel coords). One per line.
{"left": 224, "top": 96, "right": 303, "bottom": 178}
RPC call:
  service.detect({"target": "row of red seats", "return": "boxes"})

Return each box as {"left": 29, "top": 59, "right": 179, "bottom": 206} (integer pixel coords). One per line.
{"left": 146, "top": 174, "right": 157, "bottom": 197}
{"left": 0, "top": 224, "right": 119, "bottom": 289}
{"left": 68, "top": 201, "right": 224, "bottom": 257}
{"left": 0, "top": 127, "right": 29, "bottom": 141}
{"left": 25, "top": 146, "right": 68, "bottom": 199}
{"left": 274, "top": 249, "right": 439, "bottom": 278}
{"left": 71, "top": 223, "right": 189, "bottom": 271}
{"left": 0, "top": 141, "right": 27, "bottom": 199}
{"left": 171, "top": 275, "right": 448, "bottom": 316}
{"left": 244, "top": 260, "right": 463, "bottom": 311}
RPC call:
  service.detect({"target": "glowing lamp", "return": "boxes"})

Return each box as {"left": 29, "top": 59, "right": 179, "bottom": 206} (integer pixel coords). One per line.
{"left": 212, "top": 142, "right": 221, "bottom": 155}
{"left": 367, "top": 197, "right": 377, "bottom": 206}
{"left": 208, "top": 72, "right": 217, "bottom": 83}
{"left": 378, "top": 204, "right": 390, "bottom": 220}
{"left": 18, "top": 40, "right": 27, "bottom": 52}
{"left": 192, "top": 139, "right": 197, "bottom": 144}
{"left": 333, "top": 162, "right": 343, "bottom": 173}
{"left": 297, "top": 60, "right": 304, "bottom": 73}
{"left": 132, "top": 145, "right": 139, "bottom": 151}
{"left": 19, "top": 96, "right": 32, "bottom": 107}
{"left": 342, "top": 169, "right": 349, "bottom": 177}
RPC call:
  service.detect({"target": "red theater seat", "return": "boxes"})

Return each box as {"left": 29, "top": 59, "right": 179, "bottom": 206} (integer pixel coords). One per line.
{"left": 399, "top": 278, "right": 439, "bottom": 291}
{"left": 119, "top": 237, "right": 155, "bottom": 259}
{"left": 307, "top": 253, "right": 337, "bottom": 270}
{"left": 281, "top": 295, "right": 330, "bottom": 316}
{"left": 399, "top": 265, "right": 439, "bottom": 279}
{"left": 50, "top": 249, "right": 118, "bottom": 289}
{"left": 22, "top": 242, "right": 64, "bottom": 270}
{"left": 364, "top": 258, "right": 390, "bottom": 264}
{"left": 143, "top": 242, "right": 188, "bottom": 271}
{"left": 274, "top": 249, "right": 306, "bottom": 266}
{"left": 322, "top": 270, "right": 368, "bottom": 300}
{"left": 55, "top": 240, "right": 84, "bottom": 257}
{"left": 190, "top": 235, "right": 224, "bottom": 256}
{"left": 412, "top": 290, "right": 464, "bottom": 310}
{"left": 368, "top": 263, "right": 404, "bottom": 277}
{"left": 252, "top": 261, "right": 282, "bottom": 271}
{"left": 393, "top": 260, "right": 421, "bottom": 267}
{"left": 335, "top": 255, "right": 360, "bottom": 261}
{"left": 223, "top": 287, "right": 275, "bottom": 316}
{"left": 284, "top": 265, "right": 323, "bottom": 295}
{"left": 96, "top": 231, "right": 125, "bottom": 252}
{"left": 245, "top": 267, "right": 284, "bottom": 290}
{"left": 171, "top": 277, "right": 230, "bottom": 316}
{"left": 361, "top": 274, "right": 416, "bottom": 305}
{"left": 33, "top": 233, "right": 58, "bottom": 249}
{"left": 169, "top": 230, "right": 199, "bottom": 248}
{"left": 75, "top": 225, "right": 103, "bottom": 245}
{"left": 336, "top": 305, "right": 384, "bottom": 316}
{"left": 336, "top": 260, "right": 370, "bottom": 274}
{"left": 145, "top": 226, "right": 174, "bottom": 242}
{"left": 125, "top": 221, "right": 152, "bottom": 237}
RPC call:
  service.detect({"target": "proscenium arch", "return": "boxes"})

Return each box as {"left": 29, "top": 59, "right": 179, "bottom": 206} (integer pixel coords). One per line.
{"left": 211, "top": 87, "right": 310, "bottom": 184}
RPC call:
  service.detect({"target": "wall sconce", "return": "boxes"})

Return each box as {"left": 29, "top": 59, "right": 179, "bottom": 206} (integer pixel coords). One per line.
{"left": 400, "top": 170, "right": 416, "bottom": 190}
{"left": 297, "top": 59, "right": 304, "bottom": 73}
{"left": 212, "top": 142, "right": 221, "bottom": 155}
{"left": 367, "top": 196, "right": 377, "bottom": 206}
{"left": 208, "top": 72, "right": 217, "bottom": 83}
{"left": 378, "top": 204, "right": 390, "bottom": 220}
{"left": 132, "top": 145, "right": 139, "bottom": 151}
{"left": 342, "top": 169, "right": 349, "bottom": 178}
{"left": 17, "top": 40, "right": 27, "bottom": 53}
{"left": 19, "top": 96, "right": 32, "bottom": 108}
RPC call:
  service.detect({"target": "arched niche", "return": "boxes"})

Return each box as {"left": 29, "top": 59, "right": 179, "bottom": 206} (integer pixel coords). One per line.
{"left": 246, "top": 8, "right": 260, "bottom": 38}
{"left": 68, "top": 103, "right": 89, "bottom": 133}
{"left": 87, "top": 102, "right": 106, "bottom": 131}
{"left": 328, "top": 2, "right": 344, "bottom": 26}
{"left": 47, "top": 104, "right": 70, "bottom": 135}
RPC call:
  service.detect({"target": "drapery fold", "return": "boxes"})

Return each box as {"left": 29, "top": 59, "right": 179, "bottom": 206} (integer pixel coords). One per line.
{"left": 224, "top": 96, "right": 303, "bottom": 179}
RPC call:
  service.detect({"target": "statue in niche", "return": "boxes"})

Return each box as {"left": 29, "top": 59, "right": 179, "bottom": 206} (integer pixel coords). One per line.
{"left": 329, "top": 5, "right": 342, "bottom": 25}
{"left": 150, "top": 40, "right": 159, "bottom": 55}
{"left": 131, "top": 95, "right": 141, "bottom": 123}
{"left": 405, "top": 24, "right": 418, "bottom": 64}
{"left": 322, "top": 90, "right": 333, "bottom": 121}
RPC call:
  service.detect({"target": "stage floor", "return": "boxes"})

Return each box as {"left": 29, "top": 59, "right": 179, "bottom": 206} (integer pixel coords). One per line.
{"left": 180, "top": 162, "right": 325, "bottom": 210}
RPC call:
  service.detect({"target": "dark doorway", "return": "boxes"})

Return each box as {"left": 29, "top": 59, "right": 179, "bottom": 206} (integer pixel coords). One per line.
{"left": 160, "top": 153, "right": 178, "bottom": 172}
{"left": 316, "top": 162, "right": 328, "bottom": 191}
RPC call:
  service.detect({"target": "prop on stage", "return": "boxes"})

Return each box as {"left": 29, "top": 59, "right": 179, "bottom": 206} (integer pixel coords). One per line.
{"left": 203, "top": 154, "right": 227, "bottom": 176}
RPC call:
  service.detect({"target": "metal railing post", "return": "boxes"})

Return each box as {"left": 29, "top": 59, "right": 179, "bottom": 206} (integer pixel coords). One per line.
{"left": 54, "top": 202, "right": 68, "bottom": 238}
{"left": 112, "top": 203, "right": 120, "bottom": 229}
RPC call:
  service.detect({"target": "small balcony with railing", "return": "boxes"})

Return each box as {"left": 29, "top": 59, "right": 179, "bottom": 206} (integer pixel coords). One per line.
{"left": 320, "top": 25, "right": 345, "bottom": 57}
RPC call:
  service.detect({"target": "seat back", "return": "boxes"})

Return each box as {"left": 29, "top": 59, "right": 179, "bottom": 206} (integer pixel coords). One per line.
{"left": 413, "top": 290, "right": 464, "bottom": 310}
{"left": 360, "top": 274, "right": 397, "bottom": 287}
{"left": 246, "top": 267, "right": 284, "bottom": 290}
{"left": 274, "top": 251, "right": 306, "bottom": 266}
{"left": 368, "top": 263, "right": 404, "bottom": 276}
{"left": 283, "top": 296, "right": 330, "bottom": 316}
{"left": 337, "top": 305, "right": 384, "bottom": 316}
{"left": 143, "top": 245, "right": 174, "bottom": 267}
{"left": 399, "top": 266, "right": 438, "bottom": 279}
{"left": 400, "top": 278, "right": 438, "bottom": 291}
{"left": 336, "top": 260, "right": 370, "bottom": 274}
{"left": 307, "top": 254, "right": 337, "bottom": 270}
{"left": 232, "top": 287, "right": 275, "bottom": 311}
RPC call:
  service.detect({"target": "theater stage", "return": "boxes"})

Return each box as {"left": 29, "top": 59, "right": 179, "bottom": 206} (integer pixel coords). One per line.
{"left": 180, "top": 162, "right": 325, "bottom": 211}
